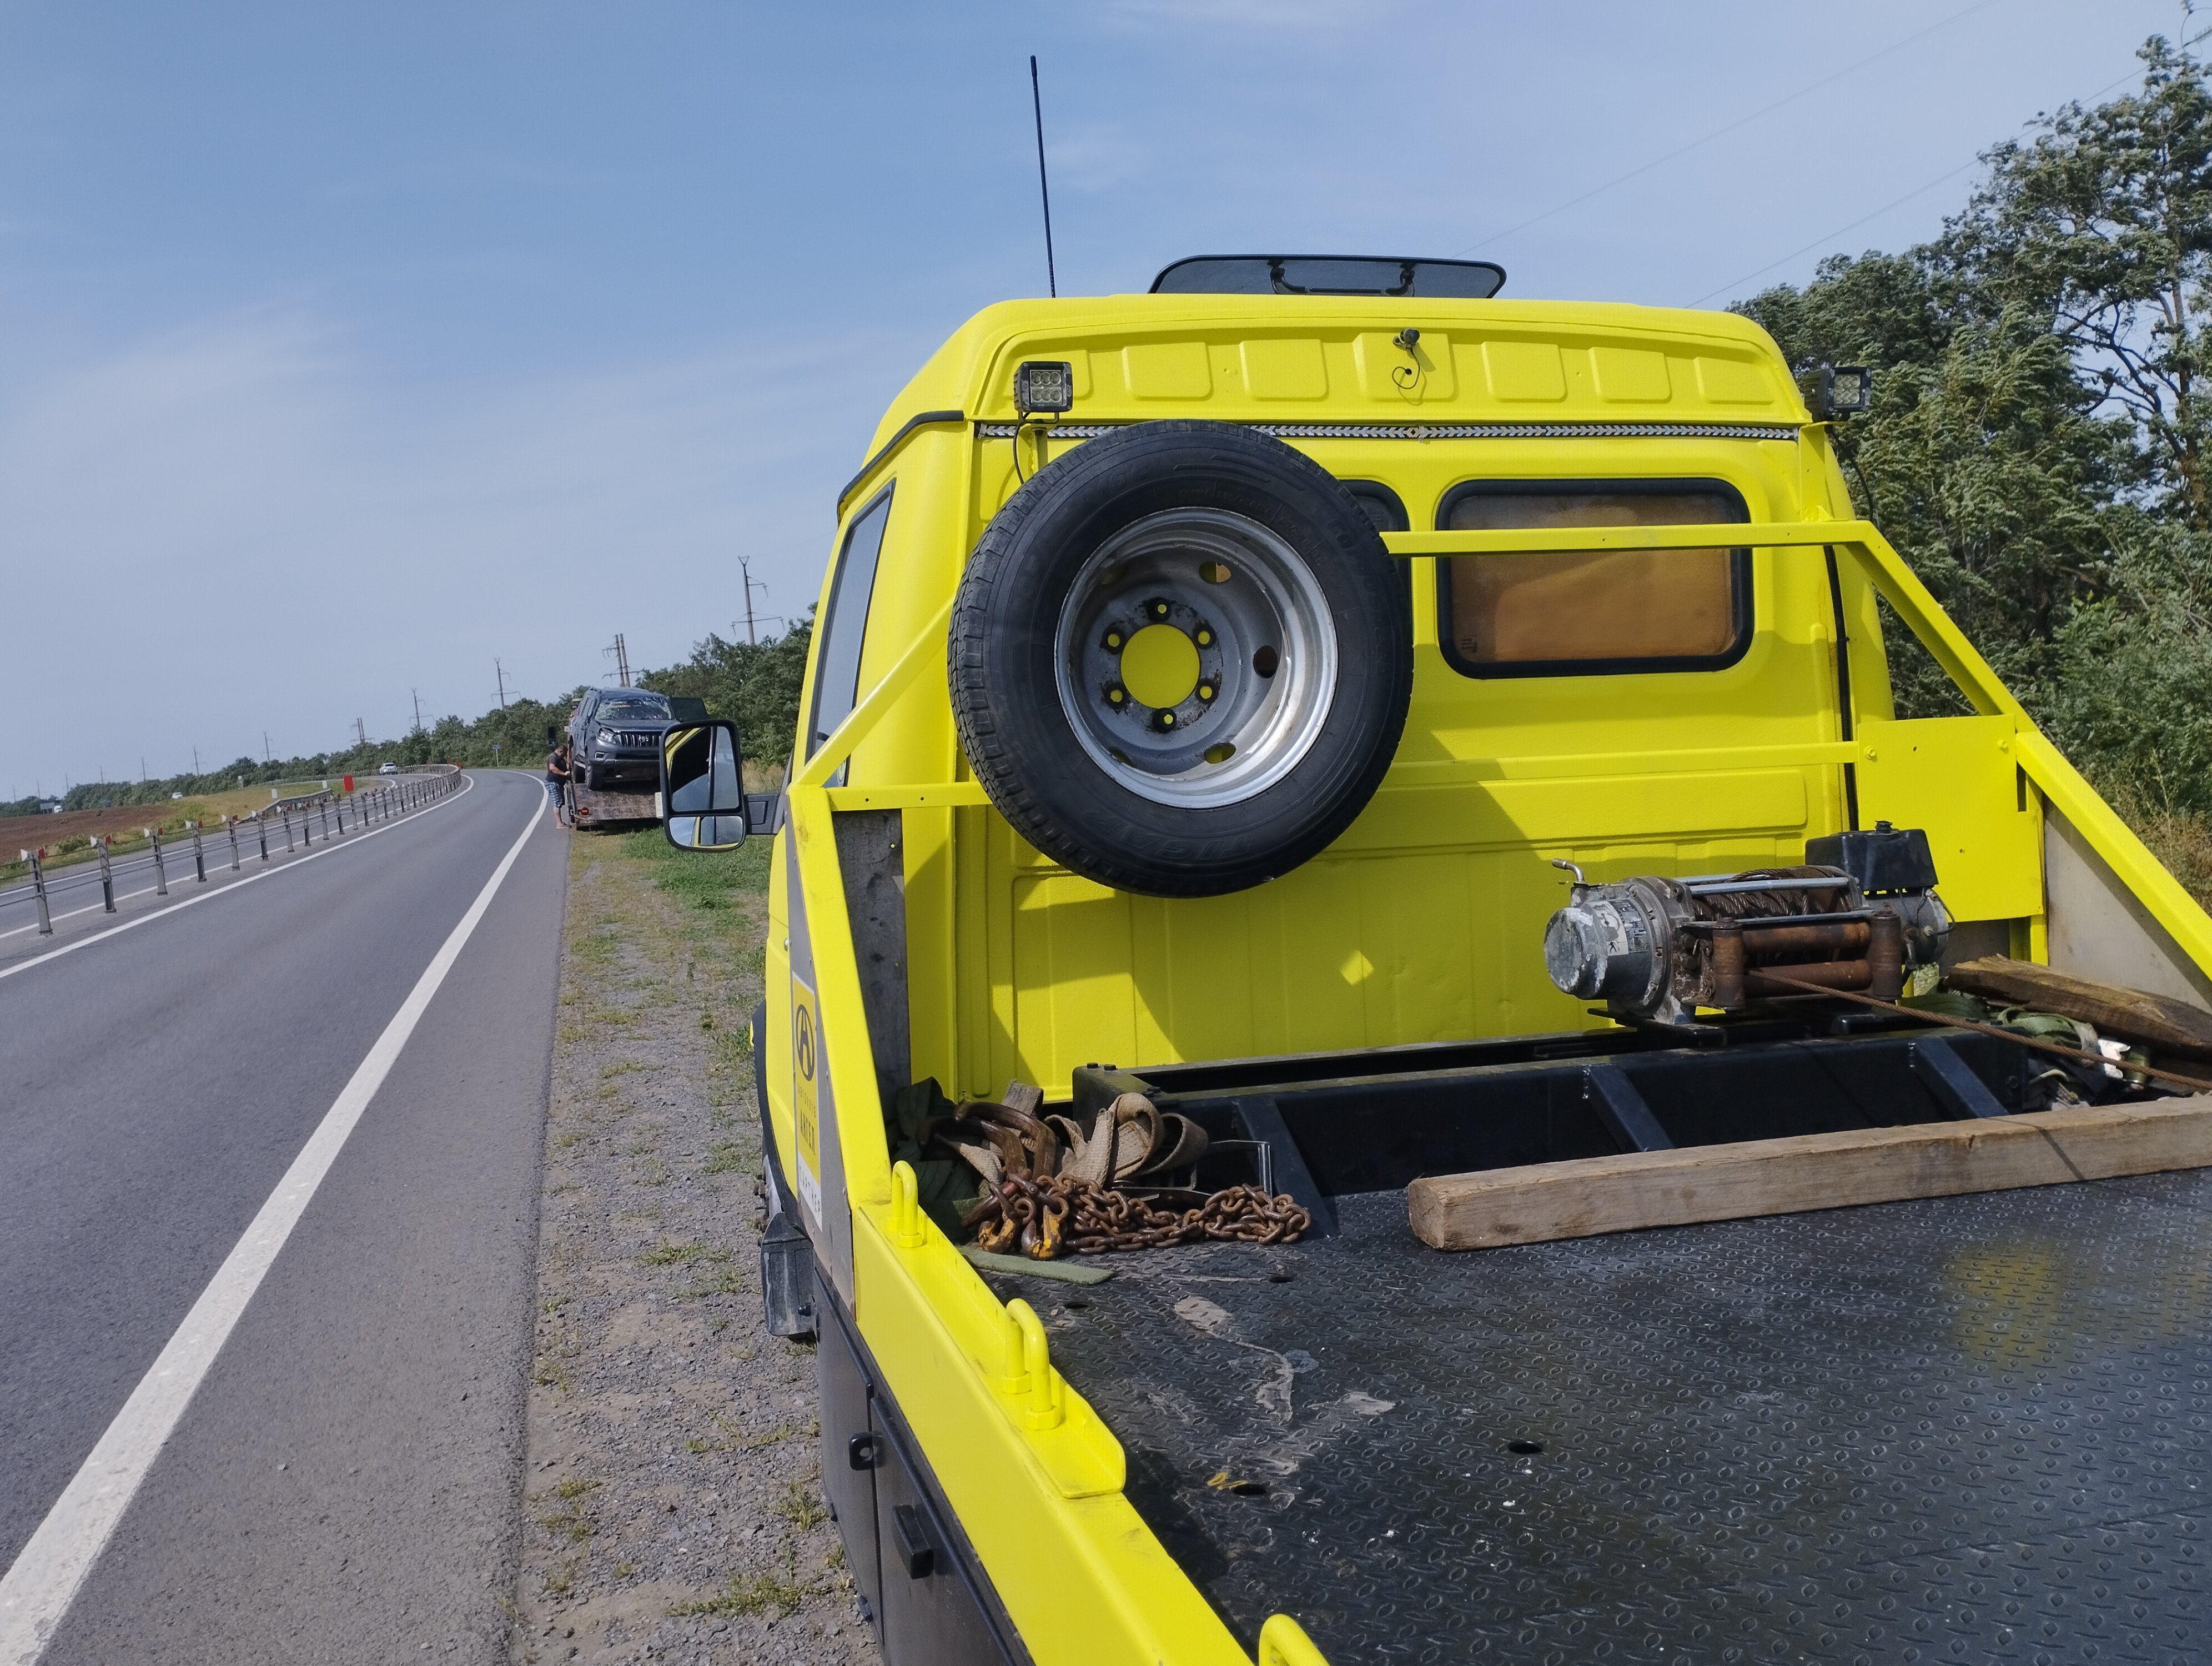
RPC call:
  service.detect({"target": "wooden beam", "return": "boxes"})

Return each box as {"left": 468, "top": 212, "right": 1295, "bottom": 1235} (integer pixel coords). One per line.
{"left": 1406, "top": 1094, "right": 2212, "bottom": 1252}
{"left": 1945, "top": 955, "right": 2212, "bottom": 1057}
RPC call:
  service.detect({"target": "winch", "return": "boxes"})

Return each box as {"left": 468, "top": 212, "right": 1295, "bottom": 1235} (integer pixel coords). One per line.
{"left": 1542, "top": 823, "right": 1950, "bottom": 1025}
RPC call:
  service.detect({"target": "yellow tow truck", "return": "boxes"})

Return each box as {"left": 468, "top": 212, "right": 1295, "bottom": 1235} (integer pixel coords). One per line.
{"left": 658, "top": 255, "right": 2212, "bottom": 1665}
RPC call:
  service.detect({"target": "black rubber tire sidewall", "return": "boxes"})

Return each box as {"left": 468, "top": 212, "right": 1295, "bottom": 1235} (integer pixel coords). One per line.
{"left": 949, "top": 420, "right": 1411, "bottom": 897}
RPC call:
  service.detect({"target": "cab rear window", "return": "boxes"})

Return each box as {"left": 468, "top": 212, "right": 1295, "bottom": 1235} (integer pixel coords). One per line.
{"left": 1436, "top": 480, "right": 1750, "bottom": 678}
{"left": 807, "top": 485, "right": 894, "bottom": 784}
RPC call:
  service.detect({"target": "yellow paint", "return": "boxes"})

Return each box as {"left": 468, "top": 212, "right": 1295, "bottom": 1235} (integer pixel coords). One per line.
{"left": 1856, "top": 715, "right": 2043, "bottom": 927}
{"left": 791, "top": 975, "right": 820, "bottom": 1182}
{"left": 1121, "top": 340, "right": 1211, "bottom": 399}
{"left": 754, "top": 288, "right": 2212, "bottom": 1665}
{"left": 1239, "top": 337, "right": 1329, "bottom": 400}
{"left": 1120, "top": 624, "right": 1200, "bottom": 709}
{"left": 1589, "top": 345, "right": 1671, "bottom": 402}
{"left": 1479, "top": 338, "right": 1567, "bottom": 400}
{"left": 1259, "top": 1615, "right": 1333, "bottom": 1666}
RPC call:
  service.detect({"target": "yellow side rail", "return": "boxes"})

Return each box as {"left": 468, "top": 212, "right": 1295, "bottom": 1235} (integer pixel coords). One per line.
{"left": 792, "top": 518, "right": 2212, "bottom": 978}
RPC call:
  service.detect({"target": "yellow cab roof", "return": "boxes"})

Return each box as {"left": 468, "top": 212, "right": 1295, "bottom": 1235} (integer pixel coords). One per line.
{"left": 860, "top": 293, "right": 1810, "bottom": 460}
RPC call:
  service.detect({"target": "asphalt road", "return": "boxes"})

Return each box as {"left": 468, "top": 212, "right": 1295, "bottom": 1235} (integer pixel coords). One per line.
{"left": 0, "top": 769, "right": 569, "bottom": 1663}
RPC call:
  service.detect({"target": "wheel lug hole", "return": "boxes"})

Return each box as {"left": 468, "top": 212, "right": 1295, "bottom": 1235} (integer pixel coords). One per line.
{"left": 1105, "top": 685, "right": 1127, "bottom": 706}
{"left": 1198, "top": 684, "right": 1215, "bottom": 701}
{"left": 1195, "top": 629, "right": 1213, "bottom": 647}
{"left": 1104, "top": 631, "right": 1122, "bottom": 651}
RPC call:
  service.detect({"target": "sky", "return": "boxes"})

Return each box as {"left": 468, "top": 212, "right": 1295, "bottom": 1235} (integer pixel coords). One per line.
{"left": 0, "top": 0, "right": 2185, "bottom": 797}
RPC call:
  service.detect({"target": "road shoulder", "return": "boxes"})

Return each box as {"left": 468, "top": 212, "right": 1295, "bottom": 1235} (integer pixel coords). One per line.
{"left": 510, "top": 827, "right": 871, "bottom": 1665}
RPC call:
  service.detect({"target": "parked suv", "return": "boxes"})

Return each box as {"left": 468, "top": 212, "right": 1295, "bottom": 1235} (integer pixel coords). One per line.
{"left": 567, "top": 688, "right": 691, "bottom": 792}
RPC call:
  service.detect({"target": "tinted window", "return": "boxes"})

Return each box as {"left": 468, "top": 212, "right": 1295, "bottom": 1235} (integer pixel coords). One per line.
{"left": 1436, "top": 481, "right": 1750, "bottom": 677}
{"left": 595, "top": 695, "right": 670, "bottom": 723}
{"left": 1152, "top": 255, "right": 1505, "bottom": 299}
{"left": 807, "top": 488, "right": 894, "bottom": 779}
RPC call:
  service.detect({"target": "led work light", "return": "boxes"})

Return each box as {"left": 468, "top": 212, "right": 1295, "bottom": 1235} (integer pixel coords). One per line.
{"left": 1814, "top": 364, "right": 1874, "bottom": 420}
{"left": 1013, "top": 360, "right": 1074, "bottom": 416}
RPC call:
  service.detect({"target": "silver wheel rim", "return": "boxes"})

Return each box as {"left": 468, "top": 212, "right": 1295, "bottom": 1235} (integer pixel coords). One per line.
{"left": 1052, "top": 508, "right": 1338, "bottom": 809}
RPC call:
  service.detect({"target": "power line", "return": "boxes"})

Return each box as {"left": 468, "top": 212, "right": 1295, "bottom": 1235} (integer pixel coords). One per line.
{"left": 1685, "top": 56, "right": 2156, "bottom": 308}
{"left": 1454, "top": 0, "right": 1997, "bottom": 259}
{"left": 1686, "top": 160, "right": 1982, "bottom": 307}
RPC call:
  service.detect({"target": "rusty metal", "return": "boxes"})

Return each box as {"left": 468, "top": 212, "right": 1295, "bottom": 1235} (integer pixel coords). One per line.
{"left": 1692, "top": 866, "right": 1856, "bottom": 920}
{"left": 1756, "top": 970, "right": 2212, "bottom": 1093}
{"left": 1708, "top": 919, "right": 1744, "bottom": 1006}
{"left": 1867, "top": 908, "right": 1904, "bottom": 1001}
{"left": 1743, "top": 959, "right": 1872, "bottom": 996}
{"left": 964, "top": 1174, "right": 1310, "bottom": 1257}
{"left": 1735, "top": 919, "right": 1867, "bottom": 959}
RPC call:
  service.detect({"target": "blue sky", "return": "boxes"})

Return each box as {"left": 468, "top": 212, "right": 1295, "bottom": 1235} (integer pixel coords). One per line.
{"left": 0, "top": 0, "right": 2181, "bottom": 796}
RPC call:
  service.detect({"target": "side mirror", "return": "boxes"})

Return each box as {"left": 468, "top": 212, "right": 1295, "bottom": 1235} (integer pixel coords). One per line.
{"left": 661, "top": 719, "right": 747, "bottom": 851}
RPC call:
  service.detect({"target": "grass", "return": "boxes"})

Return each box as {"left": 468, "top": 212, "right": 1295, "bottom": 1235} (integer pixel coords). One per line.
{"left": 668, "top": 1566, "right": 810, "bottom": 1620}
{"left": 770, "top": 1480, "right": 829, "bottom": 1532}
{"left": 685, "top": 1415, "right": 809, "bottom": 1454}
{"left": 673, "top": 1264, "right": 747, "bottom": 1299}
{"left": 2130, "top": 804, "right": 2212, "bottom": 912}
{"left": 703, "top": 1140, "right": 748, "bottom": 1174}
{"left": 536, "top": 1476, "right": 601, "bottom": 1543}
{"left": 611, "top": 824, "right": 773, "bottom": 910}
{"left": 638, "top": 1241, "right": 728, "bottom": 1267}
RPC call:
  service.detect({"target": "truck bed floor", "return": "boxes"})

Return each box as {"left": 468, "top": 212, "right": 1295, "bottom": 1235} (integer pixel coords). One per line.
{"left": 986, "top": 1175, "right": 2212, "bottom": 1662}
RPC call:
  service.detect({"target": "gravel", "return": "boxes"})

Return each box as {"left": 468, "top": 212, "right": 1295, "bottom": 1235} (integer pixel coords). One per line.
{"left": 509, "top": 829, "right": 878, "bottom": 1666}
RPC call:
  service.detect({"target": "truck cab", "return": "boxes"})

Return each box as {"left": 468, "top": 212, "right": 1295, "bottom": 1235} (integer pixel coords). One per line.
{"left": 724, "top": 259, "right": 2212, "bottom": 1665}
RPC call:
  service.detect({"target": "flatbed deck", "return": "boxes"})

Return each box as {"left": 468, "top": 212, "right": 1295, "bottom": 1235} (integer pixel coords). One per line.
{"left": 982, "top": 1174, "right": 2212, "bottom": 1662}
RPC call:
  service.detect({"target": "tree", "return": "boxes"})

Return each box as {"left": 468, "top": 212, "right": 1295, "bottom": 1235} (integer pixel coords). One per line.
{"left": 1942, "top": 36, "right": 2212, "bottom": 523}
{"left": 641, "top": 615, "right": 813, "bottom": 769}
{"left": 1732, "top": 34, "right": 2212, "bottom": 818}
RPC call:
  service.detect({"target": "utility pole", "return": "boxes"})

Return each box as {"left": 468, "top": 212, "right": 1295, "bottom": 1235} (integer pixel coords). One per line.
{"left": 610, "top": 633, "right": 631, "bottom": 686}
{"left": 355, "top": 717, "right": 367, "bottom": 747}
{"left": 495, "top": 658, "right": 509, "bottom": 710}
{"left": 264, "top": 731, "right": 272, "bottom": 764}
{"left": 411, "top": 688, "right": 424, "bottom": 733}
{"left": 192, "top": 745, "right": 200, "bottom": 774}
{"left": 740, "top": 559, "right": 768, "bottom": 646}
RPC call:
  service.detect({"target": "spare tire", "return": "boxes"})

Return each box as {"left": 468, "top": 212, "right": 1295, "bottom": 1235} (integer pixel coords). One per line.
{"left": 949, "top": 420, "right": 1412, "bottom": 897}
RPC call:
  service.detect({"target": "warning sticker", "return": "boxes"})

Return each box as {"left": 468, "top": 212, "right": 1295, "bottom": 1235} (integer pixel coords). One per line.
{"left": 791, "top": 976, "right": 822, "bottom": 1227}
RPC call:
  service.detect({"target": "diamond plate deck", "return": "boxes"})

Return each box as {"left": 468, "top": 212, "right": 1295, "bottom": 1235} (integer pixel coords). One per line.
{"left": 980, "top": 1175, "right": 2212, "bottom": 1662}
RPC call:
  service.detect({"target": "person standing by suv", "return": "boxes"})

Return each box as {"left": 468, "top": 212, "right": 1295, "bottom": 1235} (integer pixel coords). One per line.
{"left": 546, "top": 737, "right": 570, "bottom": 811}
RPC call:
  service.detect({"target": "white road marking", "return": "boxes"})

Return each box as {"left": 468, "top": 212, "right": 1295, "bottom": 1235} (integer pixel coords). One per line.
{"left": 0, "top": 776, "right": 477, "bottom": 981}
{"left": 0, "top": 790, "right": 547, "bottom": 1664}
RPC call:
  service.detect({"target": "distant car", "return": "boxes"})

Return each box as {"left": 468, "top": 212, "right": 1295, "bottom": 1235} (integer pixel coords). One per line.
{"left": 379, "top": 762, "right": 399, "bottom": 775}
{"left": 566, "top": 688, "right": 695, "bottom": 792}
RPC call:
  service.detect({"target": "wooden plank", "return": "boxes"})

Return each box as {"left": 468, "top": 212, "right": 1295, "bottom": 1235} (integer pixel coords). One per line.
{"left": 1406, "top": 1094, "right": 2212, "bottom": 1251}
{"left": 1947, "top": 955, "right": 2212, "bottom": 1057}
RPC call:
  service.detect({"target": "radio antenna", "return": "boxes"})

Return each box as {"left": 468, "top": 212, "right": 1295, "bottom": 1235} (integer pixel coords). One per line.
{"left": 1029, "top": 55, "right": 1057, "bottom": 297}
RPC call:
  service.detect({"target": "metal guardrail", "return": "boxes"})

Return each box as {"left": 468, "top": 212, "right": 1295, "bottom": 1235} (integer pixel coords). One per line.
{"left": 2, "top": 765, "right": 464, "bottom": 941}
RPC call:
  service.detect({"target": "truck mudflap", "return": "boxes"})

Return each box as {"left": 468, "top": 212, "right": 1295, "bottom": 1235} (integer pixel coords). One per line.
{"left": 816, "top": 1268, "right": 1033, "bottom": 1666}
{"left": 752, "top": 999, "right": 816, "bottom": 1341}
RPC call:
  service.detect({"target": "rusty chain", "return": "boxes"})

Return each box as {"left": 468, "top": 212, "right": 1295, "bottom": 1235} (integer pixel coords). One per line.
{"left": 963, "top": 1174, "right": 1311, "bottom": 1259}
